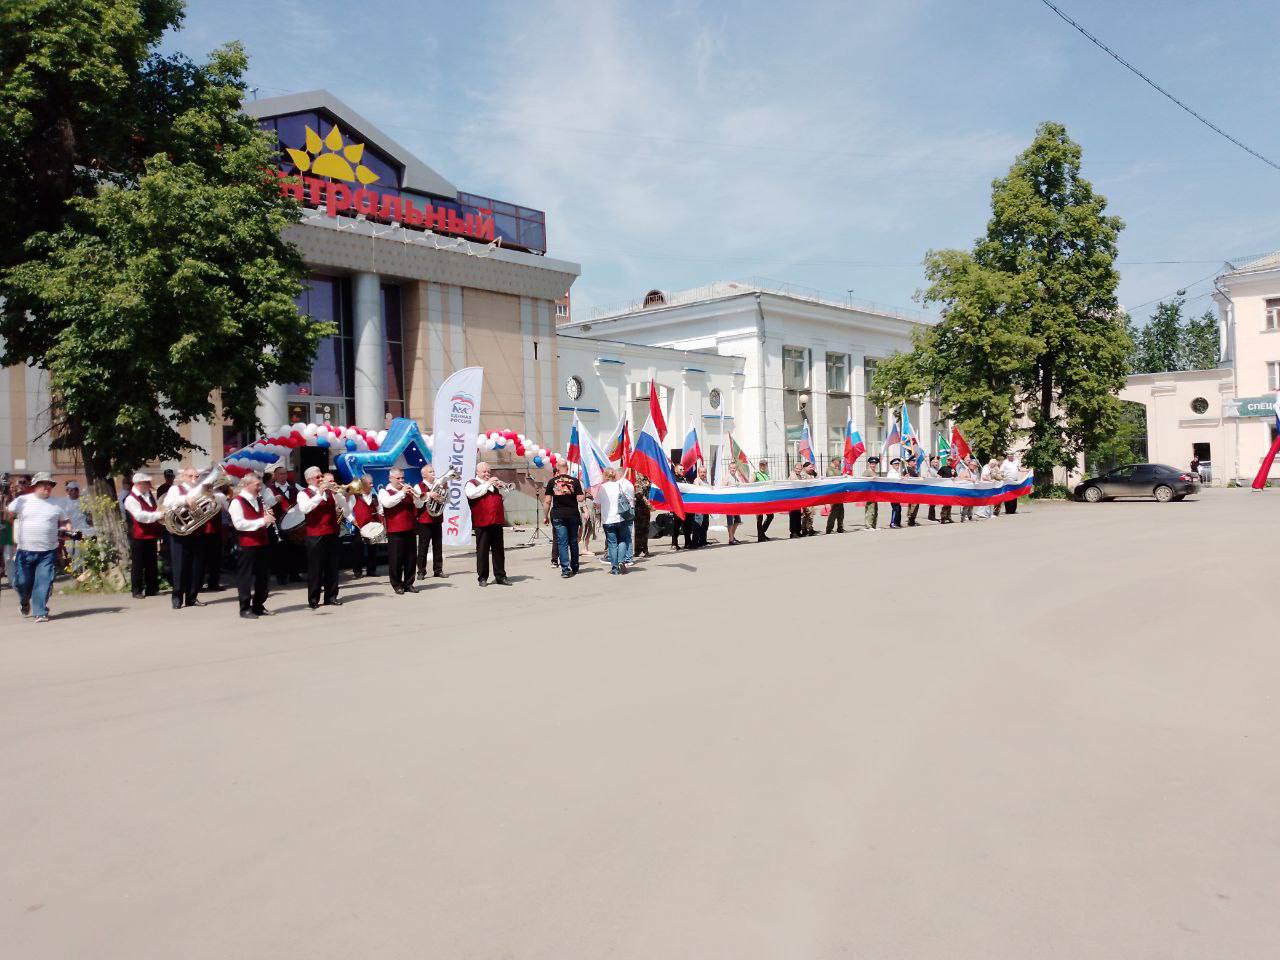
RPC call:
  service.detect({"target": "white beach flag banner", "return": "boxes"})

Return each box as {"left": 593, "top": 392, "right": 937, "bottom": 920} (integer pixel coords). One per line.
{"left": 433, "top": 366, "right": 485, "bottom": 546}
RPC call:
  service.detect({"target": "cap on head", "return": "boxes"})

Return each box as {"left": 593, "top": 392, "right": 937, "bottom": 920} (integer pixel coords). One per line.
{"left": 868, "top": 456, "right": 880, "bottom": 465}
{"left": 890, "top": 457, "right": 902, "bottom": 466}
{"left": 66, "top": 480, "right": 80, "bottom": 490}
{"left": 132, "top": 472, "right": 151, "bottom": 484}
{"left": 31, "top": 471, "right": 55, "bottom": 487}
{"left": 304, "top": 466, "right": 321, "bottom": 481}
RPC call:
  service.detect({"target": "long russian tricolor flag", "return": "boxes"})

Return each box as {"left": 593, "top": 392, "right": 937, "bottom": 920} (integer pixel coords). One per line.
{"left": 646, "top": 474, "right": 1033, "bottom": 515}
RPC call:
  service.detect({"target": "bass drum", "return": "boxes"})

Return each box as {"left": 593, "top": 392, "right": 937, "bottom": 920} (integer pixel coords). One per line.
{"left": 359, "top": 521, "right": 387, "bottom": 545}
{"left": 279, "top": 505, "right": 307, "bottom": 544}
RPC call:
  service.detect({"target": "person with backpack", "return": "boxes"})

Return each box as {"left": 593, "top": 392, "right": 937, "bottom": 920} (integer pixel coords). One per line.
{"left": 594, "top": 467, "right": 636, "bottom": 575}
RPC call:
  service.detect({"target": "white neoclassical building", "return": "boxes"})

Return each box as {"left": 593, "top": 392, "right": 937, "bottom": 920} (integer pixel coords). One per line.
{"left": 1121, "top": 253, "right": 1280, "bottom": 484}
{"left": 559, "top": 280, "right": 932, "bottom": 467}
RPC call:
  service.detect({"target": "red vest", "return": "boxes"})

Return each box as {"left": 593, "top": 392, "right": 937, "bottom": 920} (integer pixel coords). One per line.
{"left": 469, "top": 484, "right": 505, "bottom": 528}
{"left": 236, "top": 495, "right": 270, "bottom": 548}
{"left": 352, "top": 493, "right": 380, "bottom": 527}
{"left": 414, "top": 482, "right": 439, "bottom": 525}
{"left": 267, "top": 483, "right": 292, "bottom": 519}
{"left": 302, "top": 487, "right": 339, "bottom": 537}
{"left": 127, "top": 492, "right": 162, "bottom": 540}
{"left": 382, "top": 486, "right": 416, "bottom": 534}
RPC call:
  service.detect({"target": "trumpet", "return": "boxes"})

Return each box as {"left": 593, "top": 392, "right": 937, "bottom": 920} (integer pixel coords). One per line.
{"left": 493, "top": 479, "right": 516, "bottom": 495}
{"left": 419, "top": 467, "right": 460, "bottom": 516}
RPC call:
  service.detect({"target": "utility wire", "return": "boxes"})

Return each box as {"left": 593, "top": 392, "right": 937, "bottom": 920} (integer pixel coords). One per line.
{"left": 1036, "top": 0, "right": 1280, "bottom": 172}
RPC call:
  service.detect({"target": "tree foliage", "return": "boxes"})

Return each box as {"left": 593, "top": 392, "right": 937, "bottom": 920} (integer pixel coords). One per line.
{"left": 0, "top": 1, "right": 328, "bottom": 490}
{"left": 871, "top": 122, "right": 1131, "bottom": 485}
{"left": 1128, "top": 296, "right": 1220, "bottom": 373}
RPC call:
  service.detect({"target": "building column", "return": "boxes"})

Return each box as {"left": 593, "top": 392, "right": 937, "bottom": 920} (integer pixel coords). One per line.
{"left": 352, "top": 271, "right": 385, "bottom": 428}
{"left": 256, "top": 382, "right": 288, "bottom": 430}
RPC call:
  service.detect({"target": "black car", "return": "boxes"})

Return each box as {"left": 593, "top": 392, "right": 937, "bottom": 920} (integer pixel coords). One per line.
{"left": 1074, "top": 463, "right": 1200, "bottom": 503}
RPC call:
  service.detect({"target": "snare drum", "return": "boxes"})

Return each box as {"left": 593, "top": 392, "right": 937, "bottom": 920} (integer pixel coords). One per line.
{"left": 359, "top": 521, "right": 387, "bottom": 544}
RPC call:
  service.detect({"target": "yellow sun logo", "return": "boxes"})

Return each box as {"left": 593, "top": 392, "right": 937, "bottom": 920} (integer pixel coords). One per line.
{"left": 285, "top": 125, "right": 379, "bottom": 185}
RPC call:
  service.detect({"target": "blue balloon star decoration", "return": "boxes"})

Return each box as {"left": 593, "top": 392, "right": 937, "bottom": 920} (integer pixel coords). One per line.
{"left": 334, "top": 417, "right": 431, "bottom": 488}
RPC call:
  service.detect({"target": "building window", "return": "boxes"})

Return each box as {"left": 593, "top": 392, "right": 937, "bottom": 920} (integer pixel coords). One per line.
{"left": 708, "top": 388, "right": 721, "bottom": 410}
{"left": 382, "top": 284, "right": 404, "bottom": 422}
{"left": 642, "top": 289, "right": 666, "bottom": 308}
{"left": 288, "top": 275, "right": 354, "bottom": 423}
{"left": 783, "top": 347, "right": 809, "bottom": 391}
{"left": 826, "top": 352, "right": 850, "bottom": 461}
{"left": 862, "top": 357, "right": 883, "bottom": 448}
{"left": 555, "top": 301, "right": 568, "bottom": 318}
{"left": 1190, "top": 397, "right": 1209, "bottom": 415}
{"left": 1269, "top": 362, "right": 1280, "bottom": 392}
{"left": 1266, "top": 299, "right": 1280, "bottom": 331}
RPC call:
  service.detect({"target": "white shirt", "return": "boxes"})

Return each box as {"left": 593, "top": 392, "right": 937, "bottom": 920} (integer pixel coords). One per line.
{"left": 465, "top": 478, "right": 498, "bottom": 500}
{"left": 886, "top": 466, "right": 902, "bottom": 480}
{"left": 980, "top": 465, "right": 993, "bottom": 482}
{"left": 229, "top": 490, "right": 276, "bottom": 532}
{"left": 124, "top": 486, "right": 164, "bottom": 523}
{"left": 593, "top": 478, "right": 636, "bottom": 525}
{"left": 377, "top": 483, "right": 412, "bottom": 509}
{"left": 10, "top": 494, "right": 68, "bottom": 552}
{"left": 296, "top": 484, "right": 349, "bottom": 515}
{"left": 163, "top": 483, "right": 228, "bottom": 513}
{"left": 1001, "top": 459, "right": 1020, "bottom": 482}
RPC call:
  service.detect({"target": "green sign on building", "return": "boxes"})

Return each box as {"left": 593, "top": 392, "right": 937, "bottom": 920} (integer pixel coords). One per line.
{"left": 1225, "top": 395, "right": 1279, "bottom": 418}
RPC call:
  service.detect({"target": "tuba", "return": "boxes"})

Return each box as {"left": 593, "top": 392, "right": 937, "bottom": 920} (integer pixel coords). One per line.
{"left": 423, "top": 467, "right": 461, "bottom": 516}
{"left": 162, "top": 463, "right": 233, "bottom": 537}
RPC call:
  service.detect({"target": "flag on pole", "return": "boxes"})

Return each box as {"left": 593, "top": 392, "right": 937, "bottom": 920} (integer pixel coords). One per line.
{"left": 604, "top": 412, "right": 630, "bottom": 465}
{"left": 901, "top": 404, "right": 918, "bottom": 447}
{"left": 679, "top": 419, "right": 702, "bottom": 473}
{"left": 798, "top": 418, "right": 817, "bottom": 465}
{"left": 936, "top": 431, "right": 950, "bottom": 463}
{"left": 949, "top": 424, "right": 972, "bottom": 465}
{"left": 842, "top": 418, "right": 865, "bottom": 474}
{"left": 727, "top": 431, "right": 752, "bottom": 478}
{"left": 633, "top": 412, "right": 686, "bottom": 518}
{"left": 882, "top": 416, "right": 902, "bottom": 459}
{"left": 568, "top": 415, "right": 609, "bottom": 490}
{"left": 712, "top": 440, "right": 732, "bottom": 488}
{"left": 649, "top": 379, "right": 667, "bottom": 442}
{"left": 1251, "top": 399, "right": 1280, "bottom": 490}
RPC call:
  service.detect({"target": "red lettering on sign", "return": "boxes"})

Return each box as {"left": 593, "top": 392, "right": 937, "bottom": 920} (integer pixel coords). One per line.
{"left": 304, "top": 176, "right": 326, "bottom": 206}
{"left": 326, "top": 182, "right": 352, "bottom": 217}
{"left": 430, "top": 206, "right": 449, "bottom": 233}
{"left": 353, "top": 188, "right": 378, "bottom": 216}
{"left": 401, "top": 199, "right": 424, "bottom": 226}
{"left": 465, "top": 213, "right": 495, "bottom": 242}
{"left": 376, "top": 194, "right": 397, "bottom": 221}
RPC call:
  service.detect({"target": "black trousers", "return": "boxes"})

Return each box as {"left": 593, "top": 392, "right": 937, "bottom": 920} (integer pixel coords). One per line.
{"left": 634, "top": 507, "right": 649, "bottom": 555}
{"left": 789, "top": 510, "right": 802, "bottom": 537}
{"left": 202, "top": 529, "right": 223, "bottom": 588}
{"left": 386, "top": 529, "right": 416, "bottom": 590}
{"left": 305, "top": 534, "right": 340, "bottom": 606}
{"left": 940, "top": 504, "right": 953, "bottom": 522}
{"left": 757, "top": 514, "right": 773, "bottom": 540}
{"left": 416, "top": 523, "right": 442, "bottom": 576}
{"left": 475, "top": 524, "right": 506, "bottom": 582}
{"left": 236, "top": 545, "right": 270, "bottom": 613}
{"left": 169, "top": 534, "right": 204, "bottom": 606}
{"left": 160, "top": 531, "right": 174, "bottom": 584}
{"left": 671, "top": 515, "right": 685, "bottom": 549}
{"left": 130, "top": 538, "right": 159, "bottom": 596}
{"left": 1005, "top": 497, "right": 1018, "bottom": 514}
{"left": 351, "top": 535, "right": 379, "bottom": 577}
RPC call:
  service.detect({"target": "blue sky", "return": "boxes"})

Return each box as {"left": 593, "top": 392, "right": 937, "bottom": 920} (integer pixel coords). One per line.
{"left": 167, "top": 0, "right": 1280, "bottom": 324}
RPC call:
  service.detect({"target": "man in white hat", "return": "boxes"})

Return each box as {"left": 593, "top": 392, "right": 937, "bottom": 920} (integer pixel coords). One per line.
{"left": 123, "top": 472, "right": 164, "bottom": 598}
{"left": 5, "top": 472, "right": 69, "bottom": 622}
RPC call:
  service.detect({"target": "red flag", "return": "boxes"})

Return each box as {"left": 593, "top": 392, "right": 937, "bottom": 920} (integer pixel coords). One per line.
{"left": 1252, "top": 435, "right": 1280, "bottom": 489}
{"left": 949, "top": 424, "right": 972, "bottom": 465}
{"left": 649, "top": 379, "right": 667, "bottom": 442}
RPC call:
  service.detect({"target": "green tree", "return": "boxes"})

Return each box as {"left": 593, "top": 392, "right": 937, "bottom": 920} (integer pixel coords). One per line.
{"left": 1132, "top": 298, "right": 1185, "bottom": 374}
{"left": 1128, "top": 296, "right": 1221, "bottom": 373}
{"left": 872, "top": 122, "right": 1130, "bottom": 489}
{"left": 1181, "top": 308, "right": 1220, "bottom": 370}
{"left": 0, "top": 2, "right": 327, "bottom": 500}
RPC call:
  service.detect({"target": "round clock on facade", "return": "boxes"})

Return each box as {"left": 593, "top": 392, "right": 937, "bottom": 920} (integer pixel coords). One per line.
{"left": 709, "top": 388, "right": 722, "bottom": 410}
{"left": 565, "top": 375, "right": 584, "bottom": 401}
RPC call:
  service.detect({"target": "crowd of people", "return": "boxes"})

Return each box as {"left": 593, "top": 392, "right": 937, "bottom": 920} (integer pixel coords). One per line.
{"left": 2, "top": 448, "right": 1027, "bottom": 624}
